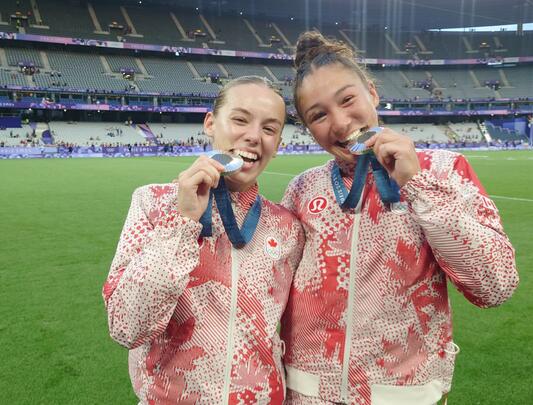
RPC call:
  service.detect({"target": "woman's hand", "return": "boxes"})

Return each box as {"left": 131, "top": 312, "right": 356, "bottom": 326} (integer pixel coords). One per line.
{"left": 175, "top": 156, "right": 225, "bottom": 221}
{"left": 365, "top": 128, "right": 421, "bottom": 187}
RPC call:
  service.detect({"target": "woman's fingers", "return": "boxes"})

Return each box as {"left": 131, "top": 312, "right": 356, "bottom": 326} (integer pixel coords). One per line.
{"left": 174, "top": 155, "right": 226, "bottom": 221}
{"left": 177, "top": 156, "right": 224, "bottom": 189}
{"left": 365, "top": 128, "right": 421, "bottom": 186}
{"left": 374, "top": 141, "right": 395, "bottom": 168}
{"left": 181, "top": 169, "right": 220, "bottom": 192}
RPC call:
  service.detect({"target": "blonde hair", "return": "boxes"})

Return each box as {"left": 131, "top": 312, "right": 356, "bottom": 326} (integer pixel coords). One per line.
{"left": 213, "top": 75, "right": 285, "bottom": 121}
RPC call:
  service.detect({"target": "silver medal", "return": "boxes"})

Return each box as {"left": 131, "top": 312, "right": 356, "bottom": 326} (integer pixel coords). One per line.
{"left": 349, "top": 126, "right": 383, "bottom": 155}
{"left": 206, "top": 150, "right": 244, "bottom": 176}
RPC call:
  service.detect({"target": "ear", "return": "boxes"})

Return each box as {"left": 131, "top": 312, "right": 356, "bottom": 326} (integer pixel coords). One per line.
{"left": 276, "top": 129, "right": 283, "bottom": 148}
{"left": 272, "top": 133, "right": 283, "bottom": 158}
{"left": 367, "top": 81, "right": 380, "bottom": 108}
{"left": 203, "top": 111, "right": 215, "bottom": 140}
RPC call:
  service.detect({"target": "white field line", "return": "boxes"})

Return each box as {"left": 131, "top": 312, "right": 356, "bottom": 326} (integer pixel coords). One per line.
{"left": 489, "top": 195, "right": 533, "bottom": 203}
{"left": 263, "top": 171, "right": 533, "bottom": 203}
{"left": 262, "top": 170, "right": 298, "bottom": 177}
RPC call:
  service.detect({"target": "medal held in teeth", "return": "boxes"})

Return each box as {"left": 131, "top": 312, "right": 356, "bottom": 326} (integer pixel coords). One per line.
{"left": 349, "top": 126, "right": 383, "bottom": 155}
{"left": 206, "top": 150, "right": 244, "bottom": 175}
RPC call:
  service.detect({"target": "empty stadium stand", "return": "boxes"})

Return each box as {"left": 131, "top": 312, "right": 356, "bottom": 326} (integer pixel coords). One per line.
{"left": 48, "top": 121, "right": 146, "bottom": 145}
{"left": 0, "top": 0, "right": 531, "bottom": 153}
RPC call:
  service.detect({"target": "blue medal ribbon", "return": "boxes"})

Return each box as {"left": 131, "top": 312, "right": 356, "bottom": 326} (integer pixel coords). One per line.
{"left": 332, "top": 153, "right": 371, "bottom": 209}
{"left": 370, "top": 157, "right": 400, "bottom": 203}
{"left": 199, "top": 191, "right": 214, "bottom": 237}
{"left": 331, "top": 154, "right": 400, "bottom": 209}
{"left": 199, "top": 177, "right": 262, "bottom": 248}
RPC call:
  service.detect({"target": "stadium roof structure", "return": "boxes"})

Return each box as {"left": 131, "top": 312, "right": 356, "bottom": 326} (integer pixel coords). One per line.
{"left": 108, "top": 0, "right": 532, "bottom": 30}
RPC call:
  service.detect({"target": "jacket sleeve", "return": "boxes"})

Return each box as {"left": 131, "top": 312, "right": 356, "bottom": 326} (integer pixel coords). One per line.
{"left": 402, "top": 152, "right": 518, "bottom": 308}
{"left": 102, "top": 185, "right": 203, "bottom": 349}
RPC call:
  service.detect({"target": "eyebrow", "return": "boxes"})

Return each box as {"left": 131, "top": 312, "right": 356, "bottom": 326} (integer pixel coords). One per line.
{"left": 231, "top": 107, "right": 283, "bottom": 127}
{"left": 231, "top": 107, "right": 251, "bottom": 115}
{"left": 303, "top": 84, "right": 357, "bottom": 118}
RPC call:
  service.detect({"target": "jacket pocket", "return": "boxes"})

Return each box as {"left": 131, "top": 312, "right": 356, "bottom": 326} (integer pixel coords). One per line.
{"left": 371, "top": 379, "right": 444, "bottom": 405}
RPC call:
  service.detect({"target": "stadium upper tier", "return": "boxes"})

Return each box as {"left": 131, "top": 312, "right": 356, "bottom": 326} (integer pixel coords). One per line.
{"left": 2, "top": 0, "right": 533, "bottom": 59}
{"left": 1, "top": 45, "right": 532, "bottom": 101}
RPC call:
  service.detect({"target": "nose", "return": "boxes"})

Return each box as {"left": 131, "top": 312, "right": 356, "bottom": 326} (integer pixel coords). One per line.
{"left": 243, "top": 123, "right": 261, "bottom": 145}
{"left": 330, "top": 107, "right": 351, "bottom": 138}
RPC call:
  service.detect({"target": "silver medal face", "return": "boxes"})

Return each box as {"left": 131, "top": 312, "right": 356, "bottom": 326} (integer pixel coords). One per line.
{"left": 206, "top": 150, "right": 244, "bottom": 175}
{"left": 349, "top": 127, "right": 383, "bottom": 155}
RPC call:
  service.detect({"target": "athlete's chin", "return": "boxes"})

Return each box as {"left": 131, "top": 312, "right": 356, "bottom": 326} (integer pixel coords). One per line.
{"left": 225, "top": 172, "right": 259, "bottom": 192}
{"left": 330, "top": 147, "right": 356, "bottom": 163}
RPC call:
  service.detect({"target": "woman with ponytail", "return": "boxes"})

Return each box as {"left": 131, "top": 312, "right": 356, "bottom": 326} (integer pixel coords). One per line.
{"left": 280, "top": 31, "right": 518, "bottom": 405}
{"left": 103, "top": 76, "right": 303, "bottom": 404}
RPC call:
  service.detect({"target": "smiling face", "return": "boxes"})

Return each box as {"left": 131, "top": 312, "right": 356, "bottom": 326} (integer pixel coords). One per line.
{"left": 296, "top": 63, "right": 380, "bottom": 163}
{"left": 204, "top": 82, "right": 285, "bottom": 191}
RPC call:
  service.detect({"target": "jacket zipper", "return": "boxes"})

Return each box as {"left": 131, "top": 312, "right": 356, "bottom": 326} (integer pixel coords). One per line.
{"left": 222, "top": 248, "right": 239, "bottom": 404}
{"left": 340, "top": 199, "right": 363, "bottom": 403}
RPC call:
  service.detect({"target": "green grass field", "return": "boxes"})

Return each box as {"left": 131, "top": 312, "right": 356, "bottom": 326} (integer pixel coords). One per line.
{"left": 1, "top": 150, "right": 532, "bottom": 404}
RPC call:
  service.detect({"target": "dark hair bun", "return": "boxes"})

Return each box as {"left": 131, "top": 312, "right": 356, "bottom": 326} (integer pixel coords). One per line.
{"left": 294, "top": 31, "right": 356, "bottom": 69}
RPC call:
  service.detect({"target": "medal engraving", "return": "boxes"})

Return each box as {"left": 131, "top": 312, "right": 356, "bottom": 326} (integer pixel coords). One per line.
{"left": 349, "top": 127, "right": 383, "bottom": 155}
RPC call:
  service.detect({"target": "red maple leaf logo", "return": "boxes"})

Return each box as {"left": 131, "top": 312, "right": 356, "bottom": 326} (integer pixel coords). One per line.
{"left": 268, "top": 238, "right": 278, "bottom": 248}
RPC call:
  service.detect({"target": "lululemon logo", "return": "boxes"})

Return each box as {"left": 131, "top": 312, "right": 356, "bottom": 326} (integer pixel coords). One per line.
{"left": 308, "top": 196, "right": 328, "bottom": 214}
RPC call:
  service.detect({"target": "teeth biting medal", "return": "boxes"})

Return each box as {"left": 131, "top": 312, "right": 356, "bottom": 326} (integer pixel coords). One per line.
{"left": 205, "top": 150, "right": 244, "bottom": 175}
{"left": 349, "top": 126, "right": 383, "bottom": 155}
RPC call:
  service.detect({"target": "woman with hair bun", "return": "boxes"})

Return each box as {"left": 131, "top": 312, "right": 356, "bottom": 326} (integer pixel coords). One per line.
{"left": 280, "top": 31, "right": 518, "bottom": 405}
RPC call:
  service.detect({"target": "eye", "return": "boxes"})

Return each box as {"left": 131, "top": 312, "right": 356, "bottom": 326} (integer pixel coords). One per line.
{"left": 232, "top": 116, "right": 247, "bottom": 124}
{"left": 309, "top": 111, "right": 326, "bottom": 123}
{"left": 264, "top": 126, "right": 278, "bottom": 135}
{"left": 342, "top": 95, "right": 354, "bottom": 105}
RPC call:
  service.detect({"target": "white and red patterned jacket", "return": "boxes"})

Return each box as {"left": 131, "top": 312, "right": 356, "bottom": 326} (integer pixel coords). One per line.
{"left": 103, "top": 183, "right": 303, "bottom": 404}
{"left": 280, "top": 150, "right": 518, "bottom": 405}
